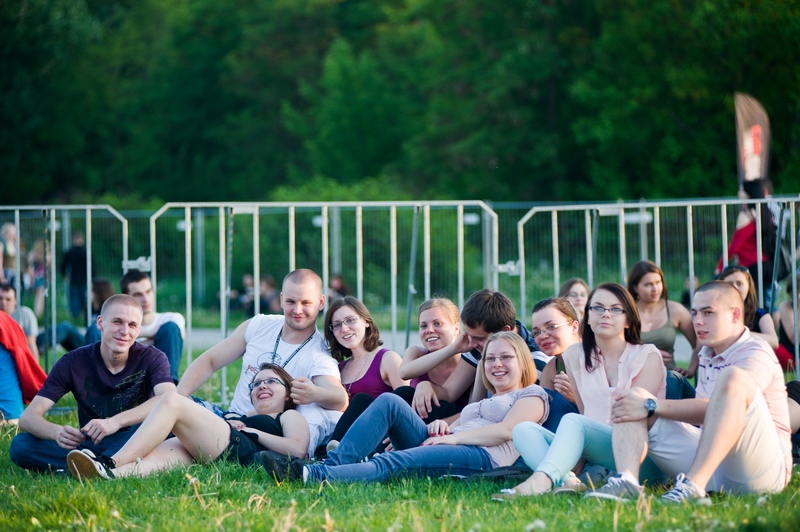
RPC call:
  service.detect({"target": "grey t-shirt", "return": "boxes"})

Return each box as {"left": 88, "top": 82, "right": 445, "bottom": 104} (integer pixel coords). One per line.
{"left": 10, "top": 306, "right": 38, "bottom": 337}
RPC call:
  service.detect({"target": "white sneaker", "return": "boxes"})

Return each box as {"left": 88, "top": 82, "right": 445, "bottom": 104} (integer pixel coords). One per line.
{"left": 661, "top": 473, "right": 707, "bottom": 504}
{"left": 67, "top": 449, "right": 116, "bottom": 480}
{"left": 584, "top": 474, "right": 643, "bottom": 502}
{"left": 325, "top": 440, "right": 340, "bottom": 453}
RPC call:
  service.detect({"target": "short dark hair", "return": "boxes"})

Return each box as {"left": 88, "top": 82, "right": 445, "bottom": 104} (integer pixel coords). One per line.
{"left": 0, "top": 282, "right": 16, "bottom": 296}
{"left": 581, "top": 283, "right": 641, "bottom": 372}
{"left": 323, "top": 296, "right": 383, "bottom": 362}
{"left": 120, "top": 270, "right": 151, "bottom": 295}
{"left": 461, "top": 289, "right": 517, "bottom": 333}
{"left": 627, "top": 260, "right": 668, "bottom": 301}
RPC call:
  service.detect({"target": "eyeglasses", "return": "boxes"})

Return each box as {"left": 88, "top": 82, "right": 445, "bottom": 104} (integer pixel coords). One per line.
{"left": 531, "top": 322, "right": 572, "bottom": 338}
{"left": 329, "top": 315, "right": 360, "bottom": 331}
{"left": 588, "top": 305, "right": 626, "bottom": 316}
{"left": 484, "top": 354, "right": 516, "bottom": 364}
{"left": 248, "top": 377, "right": 286, "bottom": 391}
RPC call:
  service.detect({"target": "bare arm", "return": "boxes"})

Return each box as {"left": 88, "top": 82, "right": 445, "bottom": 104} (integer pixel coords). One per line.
{"left": 468, "top": 365, "right": 487, "bottom": 403}
{"left": 399, "top": 333, "right": 469, "bottom": 380}
{"left": 82, "top": 382, "right": 178, "bottom": 443}
{"left": 26, "top": 334, "right": 40, "bottom": 359}
{"left": 539, "top": 358, "right": 557, "bottom": 390}
{"left": 670, "top": 301, "right": 697, "bottom": 348}
{"left": 563, "top": 345, "right": 585, "bottom": 414}
{"left": 422, "top": 396, "right": 546, "bottom": 447}
{"left": 380, "top": 350, "right": 410, "bottom": 390}
{"left": 754, "top": 313, "right": 779, "bottom": 349}
{"left": 243, "top": 410, "right": 310, "bottom": 459}
{"left": 177, "top": 319, "right": 250, "bottom": 397}
{"left": 430, "top": 360, "right": 476, "bottom": 403}
{"left": 628, "top": 348, "right": 667, "bottom": 397}
{"left": 611, "top": 387, "right": 709, "bottom": 425}
{"left": 19, "top": 396, "right": 85, "bottom": 449}
{"left": 291, "top": 375, "right": 348, "bottom": 411}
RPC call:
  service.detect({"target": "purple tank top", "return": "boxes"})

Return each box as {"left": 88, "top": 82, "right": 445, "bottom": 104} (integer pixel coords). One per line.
{"left": 339, "top": 348, "right": 393, "bottom": 399}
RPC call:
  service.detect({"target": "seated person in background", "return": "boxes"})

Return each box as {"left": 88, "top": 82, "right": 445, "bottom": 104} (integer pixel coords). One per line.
{"left": 0, "top": 282, "right": 40, "bottom": 359}
{"left": 627, "top": 261, "right": 698, "bottom": 376}
{"left": 259, "top": 332, "right": 549, "bottom": 484}
{"left": 433, "top": 289, "right": 545, "bottom": 406}
{"left": 0, "top": 311, "right": 46, "bottom": 423}
{"left": 558, "top": 278, "right": 589, "bottom": 322}
{"left": 719, "top": 265, "right": 779, "bottom": 348}
{"left": 66, "top": 364, "right": 309, "bottom": 479}
{"left": 398, "top": 298, "right": 472, "bottom": 421}
{"left": 499, "top": 284, "right": 665, "bottom": 498}
{"left": 603, "top": 281, "right": 791, "bottom": 503}
{"left": 773, "top": 274, "right": 800, "bottom": 371}
{"left": 9, "top": 295, "right": 176, "bottom": 472}
{"left": 177, "top": 269, "right": 348, "bottom": 458}
{"left": 324, "top": 296, "right": 408, "bottom": 447}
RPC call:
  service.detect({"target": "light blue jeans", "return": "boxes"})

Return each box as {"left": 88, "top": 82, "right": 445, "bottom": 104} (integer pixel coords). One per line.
{"left": 514, "top": 413, "right": 662, "bottom": 486}
{"left": 306, "top": 393, "right": 493, "bottom": 483}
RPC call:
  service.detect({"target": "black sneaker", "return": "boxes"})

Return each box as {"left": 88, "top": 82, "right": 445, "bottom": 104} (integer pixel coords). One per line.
{"left": 254, "top": 451, "right": 304, "bottom": 482}
{"left": 67, "top": 449, "right": 116, "bottom": 480}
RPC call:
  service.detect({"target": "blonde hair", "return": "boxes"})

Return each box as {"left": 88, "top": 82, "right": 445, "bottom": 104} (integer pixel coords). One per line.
{"left": 479, "top": 331, "right": 537, "bottom": 394}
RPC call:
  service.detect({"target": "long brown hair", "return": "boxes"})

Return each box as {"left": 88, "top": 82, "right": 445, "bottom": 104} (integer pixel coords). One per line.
{"left": 720, "top": 264, "right": 757, "bottom": 329}
{"left": 627, "top": 261, "right": 668, "bottom": 302}
{"left": 581, "top": 283, "right": 642, "bottom": 372}
{"left": 323, "top": 296, "right": 382, "bottom": 362}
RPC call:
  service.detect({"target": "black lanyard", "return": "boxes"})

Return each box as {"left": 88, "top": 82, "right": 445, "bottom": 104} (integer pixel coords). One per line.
{"left": 271, "top": 328, "right": 315, "bottom": 368}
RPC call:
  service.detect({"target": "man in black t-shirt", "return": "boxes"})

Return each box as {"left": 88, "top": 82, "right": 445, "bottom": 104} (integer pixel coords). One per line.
{"left": 9, "top": 295, "right": 175, "bottom": 472}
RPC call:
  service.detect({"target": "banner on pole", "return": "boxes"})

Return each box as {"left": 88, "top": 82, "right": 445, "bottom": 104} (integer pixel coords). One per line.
{"left": 734, "top": 92, "right": 771, "bottom": 183}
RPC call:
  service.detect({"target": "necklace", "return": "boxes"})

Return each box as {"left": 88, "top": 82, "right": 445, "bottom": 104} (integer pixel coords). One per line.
{"left": 269, "top": 328, "right": 315, "bottom": 368}
{"left": 344, "top": 351, "right": 374, "bottom": 392}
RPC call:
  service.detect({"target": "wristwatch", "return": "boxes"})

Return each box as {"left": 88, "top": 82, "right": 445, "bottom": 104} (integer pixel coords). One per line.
{"left": 644, "top": 398, "right": 658, "bottom": 418}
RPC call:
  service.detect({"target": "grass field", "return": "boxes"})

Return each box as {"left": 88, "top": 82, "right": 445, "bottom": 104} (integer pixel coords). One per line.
{"left": 2, "top": 413, "right": 799, "bottom": 531}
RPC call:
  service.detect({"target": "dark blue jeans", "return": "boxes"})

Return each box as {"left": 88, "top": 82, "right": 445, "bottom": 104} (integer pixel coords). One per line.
{"left": 307, "top": 394, "right": 493, "bottom": 483}
{"left": 9, "top": 425, "right": 140, "bottom": 472}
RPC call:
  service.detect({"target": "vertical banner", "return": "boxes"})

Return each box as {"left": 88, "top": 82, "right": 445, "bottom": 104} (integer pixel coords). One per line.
{"left": 734, "top": 92, "right": 771, "bottom": 183}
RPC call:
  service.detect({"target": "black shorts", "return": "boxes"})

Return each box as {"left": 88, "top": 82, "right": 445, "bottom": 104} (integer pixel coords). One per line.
{"left": 223, "top": 426, "right": 263, "bottom": 466}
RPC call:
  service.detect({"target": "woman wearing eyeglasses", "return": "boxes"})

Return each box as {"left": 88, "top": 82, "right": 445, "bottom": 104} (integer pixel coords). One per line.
{"left": 533, "top": 297, "right": 581, "bottom": 405}
{"left": 495, "top": 283, "right": 665, "bottom": 498}
{"left": 258, "top": 332, "right": 548, "bottom": 483}
{"left": 66, "top": 364, "right": 309, "bottom": 479}
{"left": 323, "top": 296, "right": 408, "bottom": 449}
{"left": 558, "top": 278, "right": 590, "bottom": 322}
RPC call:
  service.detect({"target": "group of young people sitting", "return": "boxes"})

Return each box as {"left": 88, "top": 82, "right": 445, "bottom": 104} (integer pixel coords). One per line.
{"left": 8, "top": 265, "right": 798, "bottom": 505}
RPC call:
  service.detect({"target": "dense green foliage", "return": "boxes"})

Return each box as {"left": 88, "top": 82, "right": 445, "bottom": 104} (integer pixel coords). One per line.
{"left": 2, "top": 0, "right": 799, "bottom": 205}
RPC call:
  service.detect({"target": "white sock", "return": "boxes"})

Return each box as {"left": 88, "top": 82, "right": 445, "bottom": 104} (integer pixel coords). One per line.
{"left": 302, "top": 465, "right": 308, "bottom": 483}
{"left": 619, "top": 472, "right": 639, "bottom": 486}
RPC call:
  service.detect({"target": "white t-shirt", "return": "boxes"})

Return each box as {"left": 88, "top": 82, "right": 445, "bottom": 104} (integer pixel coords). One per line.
{"left": 137, "top": 312, "right": 186, "bottom": 344}
{"left": 230, "top": 314, "right": 342, "bottom": 456}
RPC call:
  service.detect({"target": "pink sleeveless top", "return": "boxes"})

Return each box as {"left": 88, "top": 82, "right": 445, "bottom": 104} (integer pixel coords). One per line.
{"left": 563, "top": 342, "right": 666, "bottom": 425}
{"left": 339, "top": 348, "right": 393, "bottom": 399}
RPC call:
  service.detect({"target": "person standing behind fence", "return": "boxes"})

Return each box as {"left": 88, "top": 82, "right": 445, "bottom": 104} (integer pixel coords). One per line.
{"left": 715, "top": 179, "right": 776, "bottom": 305}
{"left": 120, "top": 270, "right": 185, "bottom": 383}
{"left": 177, "top": 268, "right": 348, "bottom": 458}
{"left": 0, "top": 223, "right": 25, "bottom": 289}
{"left": 61, "top": 231, "right": 88, "bottom": 320}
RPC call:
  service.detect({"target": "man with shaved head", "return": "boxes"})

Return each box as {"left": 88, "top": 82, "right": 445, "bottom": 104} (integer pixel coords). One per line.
{"left": 178, "top": 269, "right": 347, "bottom": 457}
{"left": 586, "top": 281, "right": 791, "bottom": 503}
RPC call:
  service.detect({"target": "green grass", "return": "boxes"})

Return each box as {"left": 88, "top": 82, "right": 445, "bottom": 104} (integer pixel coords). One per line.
{"left": 2, "top": 415, "right": 800, "bottom": 531}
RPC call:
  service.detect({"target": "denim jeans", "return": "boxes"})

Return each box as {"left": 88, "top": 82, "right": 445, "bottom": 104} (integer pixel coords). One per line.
{"left": 68, "top": 284, "right": 87, "bottom": 319}
{"left": 515, "top": 413, "right": 662, "bottom": 486}
{"left": 154, "top": 321, "right": 184, "bottom": 381}
{"left": 307, "top": 394, "right": 494, "bottom": 483}
{"left": 37, "top": 322, "right": 86, "bottom": 353}
{"left": 9, "top": 425, "right": 140, "bottom": 472}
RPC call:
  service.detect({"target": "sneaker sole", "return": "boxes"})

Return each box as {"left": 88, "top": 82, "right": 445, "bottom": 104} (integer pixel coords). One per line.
{"left": 67, "top": 451, "right": 103, "bottom": 480}
{"left": 584, "top": 491, "right": 632, "bottom": 502}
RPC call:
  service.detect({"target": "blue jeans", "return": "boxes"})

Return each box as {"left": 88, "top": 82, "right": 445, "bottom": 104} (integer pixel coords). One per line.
{"left": 515, "top": 413, "right": 662, "bottom": 486}
{"left": 37, "top": 322, "right": 86, "bottom": 353}
{"left": 85, "top": 321, "right": 183, "bottom": 381}
{"left": 0, "top": 345, "right": 23, "bottom": 419}
{"left": 666, "top": 370, "right": 696, "bottom": 400}
{"left": 540, "top": 389, "right": 579, "bottom": 433}
{"left": 154, "top": 322, "right": 184, "bottom": 381}
{"left": 9, "top": 425, "right": 141, "bottom": 472}
{"left": 68, "top": 284, "right": 87, "bottom": 319}
{"left": 307, "top": 394, "right": 494, "bottom": 483}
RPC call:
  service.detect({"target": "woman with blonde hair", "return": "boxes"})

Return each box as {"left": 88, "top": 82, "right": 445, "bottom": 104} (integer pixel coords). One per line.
{"left": 260, "top": 332, "right": 549, "bottom": 483}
